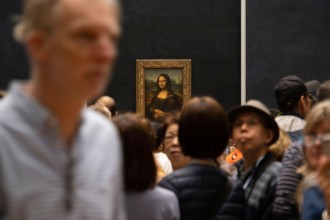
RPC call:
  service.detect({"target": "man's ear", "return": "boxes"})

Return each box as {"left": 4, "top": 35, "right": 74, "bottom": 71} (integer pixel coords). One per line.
{"left": 26, "top": 31, "right": 49, "bottom": 62}
{"left": 297, "top": 95, "right": 307, "bottom": 113}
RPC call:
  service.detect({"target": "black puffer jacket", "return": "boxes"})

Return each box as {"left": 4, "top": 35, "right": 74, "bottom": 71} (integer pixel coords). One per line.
{"left": 158, "top": 163, "right": 231, "bottom": 220}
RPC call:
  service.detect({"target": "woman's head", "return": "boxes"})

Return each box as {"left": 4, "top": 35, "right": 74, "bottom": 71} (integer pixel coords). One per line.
{"left": 156, "top": 73, "right": 172, "bottom": 91}
{"left": 303, "top": 100, "right": 330, "bottom": 170}
{"left": 231, "top": 112, "right": 274, "bottom": 156}
{"left": 179, "top": 96, "right": 229, "bottom": 159}
{"left": 228, "top": 100, "right": 279, "bottom": 162}
{"left": 162, "top": 112, "right": 191, "bottom": 170}
{"left": 113, "top": 113, "right": 157, "bottom": 192}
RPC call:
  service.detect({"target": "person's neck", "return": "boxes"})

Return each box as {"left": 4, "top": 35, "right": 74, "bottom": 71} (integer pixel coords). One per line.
{"left": 190, "top": 158, "right": 217, "bottom": 167}
{"left": 294, "top": 107, "right": 305, "bottom": 118}
{"left": 28, "top": 79, "right": 86, "bottom": 149}
{"left": 242, "top": 148, "right": 268, "bottom": 170}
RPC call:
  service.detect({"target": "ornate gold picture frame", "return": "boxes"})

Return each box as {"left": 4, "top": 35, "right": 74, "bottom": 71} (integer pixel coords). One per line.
{"left": 136, "top": 59, "right": 192, "bottom": 123}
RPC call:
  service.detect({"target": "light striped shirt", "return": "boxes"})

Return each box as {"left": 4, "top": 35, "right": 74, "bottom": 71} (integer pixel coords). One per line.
{"left": 0, "top": 82, "right": 126, "bottom": 220}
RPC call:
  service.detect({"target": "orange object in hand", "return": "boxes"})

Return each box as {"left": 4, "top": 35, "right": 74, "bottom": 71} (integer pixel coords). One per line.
{"left": 226, "top": 147, "right": 243, "bottom": 164}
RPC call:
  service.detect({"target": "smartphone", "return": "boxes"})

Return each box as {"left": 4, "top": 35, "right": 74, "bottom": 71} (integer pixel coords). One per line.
{"left": 322, "top": 133, "right": 330, "bottom": 156}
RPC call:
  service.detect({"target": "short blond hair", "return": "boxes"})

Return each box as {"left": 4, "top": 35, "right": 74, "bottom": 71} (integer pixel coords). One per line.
{"left": 304, "top": 100, "right": 330, "bottom": 135}
{"left": 14, "top": 0, "right": 120, "bottom": 43}
{"left": 269, "top": 128, "right": 291, "bottom": 161}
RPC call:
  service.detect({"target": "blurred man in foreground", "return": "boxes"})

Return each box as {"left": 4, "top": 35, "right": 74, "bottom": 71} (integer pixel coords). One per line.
{"left": 0, "top": 0, "right": 125, "bottom": 219}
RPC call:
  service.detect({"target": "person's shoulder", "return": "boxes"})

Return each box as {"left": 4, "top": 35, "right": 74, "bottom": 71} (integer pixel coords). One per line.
{"left": 282, "top": 141, "right": 304, "bottom": 162}
{"left": 275, "top": 115, "right": 305, "bottom": 132}
{"left": 151, "top": 91, "right": 159, "bottom": 98}
{"left": 158, "top": 167, "right": 188, "bottom": 191}
{"left": 82, "top": 109, "right": 120, "bottom": 141}
{"left": 165, "top": 165, "right": 193, "bottom": 179}
{"left": 266, "top": 160, "right": 283, "bottom": 175}
{"left": 0, "top": 102, "right": 11, "bottom": 123}
{"left": 161, "top": 164, "right": 228, "bottom": 184}
{"left": 84, "top": 108, "right": 115, "bottom": 128}
{"left": 154, "top": 152, "right": 173, "bottom": 174}
{"left": 151, "top": 187, "right": 179, "bottom": 213}
{"left": 167, "top": 90, "right": 180, "bottom": 97}
{"left": 0, "top": 93, "right": 16, "bottom": 115}
{"left": 0, "top": 95, "right": 25, "bottom": 130}
{"left": 152, "top": 186, "right": 177, "bottom": 199}
{"left": 154, "top": 152, "right": 168, "bottom": 161}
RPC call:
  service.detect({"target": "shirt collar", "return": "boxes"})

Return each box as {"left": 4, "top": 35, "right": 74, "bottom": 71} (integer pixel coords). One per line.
{"left": 281, "top": 111, "right": 304, "bottom": 120}
{"left": 7, "top": 81, "right": 58, "bottom": 131}
{"left": 236, "top": 152, "right": 272, "bottom": 183}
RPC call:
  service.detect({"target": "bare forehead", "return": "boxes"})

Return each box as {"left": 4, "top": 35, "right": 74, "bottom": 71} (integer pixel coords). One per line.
{"left": 166, "top": 124, "right": 179, "bottom": 133}
{"left": 57, "top": 0, "right": 115, "bottom": 11}
{"left": 53, "top": 0, "right": 119, "bottom": 27}
{"left": 312, "top": 119, "right": 330, "bottom": 133}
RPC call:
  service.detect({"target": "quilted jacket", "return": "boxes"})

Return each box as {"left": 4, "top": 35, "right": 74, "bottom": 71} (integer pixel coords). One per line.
{"left": 158, "top": 163, "right": 231, "bottom": 220}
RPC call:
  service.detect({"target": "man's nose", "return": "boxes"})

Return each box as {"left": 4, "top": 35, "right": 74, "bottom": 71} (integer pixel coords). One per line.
{"left": 96, "top": 36, "right": 117, "bottom": 63}
{"left": 240, "top": 122, "right": 248, "bottom": 131}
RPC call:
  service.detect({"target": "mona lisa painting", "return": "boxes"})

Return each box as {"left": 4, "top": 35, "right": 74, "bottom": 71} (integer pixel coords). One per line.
{"left": 136, "top": 59, "right": 191, "bottom": 124}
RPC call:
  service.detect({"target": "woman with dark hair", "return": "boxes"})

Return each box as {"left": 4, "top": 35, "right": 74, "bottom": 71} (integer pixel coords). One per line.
{"left": 113, "top": 113, "right": 179, "bottom": 220}
{"left": 148, "top": 73, "right": 181, "bottom": 123}
{"left": 158, "top": 96, "right": 231, "bottom": 220}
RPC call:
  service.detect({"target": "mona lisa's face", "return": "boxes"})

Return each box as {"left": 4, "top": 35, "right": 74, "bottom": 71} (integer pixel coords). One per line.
{"left": 158, "top": 76, "right": 167, "bottom": 89}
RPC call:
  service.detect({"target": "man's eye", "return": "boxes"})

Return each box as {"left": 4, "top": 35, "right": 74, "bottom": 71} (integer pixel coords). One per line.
{"left": 247, "top": 120, "right": 258, "bottom": 126}
{"left": 76, "top": 31, "right": 96, "bottom": 42}
{"left": 109, "top": 34, "right": 119, "bottom": 45}
{"left": 165, "top": 135, "right": 176, "bottom": 140}
{"left": 233, "top": 121, "right": 243, "bottom": 127}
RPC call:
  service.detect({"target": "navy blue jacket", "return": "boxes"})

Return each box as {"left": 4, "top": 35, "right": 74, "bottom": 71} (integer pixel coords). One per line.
{"left": 159, "top": 163, "right": 231, "bottom": 220}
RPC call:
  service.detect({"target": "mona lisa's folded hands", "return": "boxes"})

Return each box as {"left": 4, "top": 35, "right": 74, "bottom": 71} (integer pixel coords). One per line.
{"left": 154, "top": 109, "right": 167, "bottom": 118}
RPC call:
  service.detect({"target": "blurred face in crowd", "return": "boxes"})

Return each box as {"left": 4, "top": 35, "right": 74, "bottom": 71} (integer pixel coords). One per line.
{"left": 163, "top": 123, "right": 190, "bottom": 170}
{"left": 158, "top": 76, "right": 167, "bottom": 90}
{"left": 30, "top": 0, "right": 120, "bottom": 99}
{"left": 232, "top": 112, "right": 273, "bottom": 157}
{"left": 304, "top": 120, "right": 330, "bottom": 169}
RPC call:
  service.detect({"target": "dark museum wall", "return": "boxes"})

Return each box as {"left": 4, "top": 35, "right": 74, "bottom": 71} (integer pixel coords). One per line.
{"left": 247, "top": 0, "right": 330, "bottom": 109}
{"left": 0, "top": 0, "right": 241, "bottom": 112}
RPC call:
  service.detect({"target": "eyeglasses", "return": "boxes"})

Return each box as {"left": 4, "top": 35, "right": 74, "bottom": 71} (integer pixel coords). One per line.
{"left": 164, "top": 134, "right": 178, "bottom": 141}
{"left": 233, "top": 119, "right": 262, "bottom": 128}
{"left": 304, "top": 132, "right": 330, "bottom": 148}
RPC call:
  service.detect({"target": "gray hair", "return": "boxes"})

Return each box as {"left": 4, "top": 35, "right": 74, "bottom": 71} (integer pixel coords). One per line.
{"left": 14, "top": 0, "right": 120, "bottom": 43}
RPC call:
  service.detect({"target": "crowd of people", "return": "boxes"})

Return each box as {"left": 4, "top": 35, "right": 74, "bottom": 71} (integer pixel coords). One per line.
{"left": 0, "top": 0, "right": 330, "bottom": 219}
{"left": 89, "top": 77, "right": 330, "bottom": 220}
